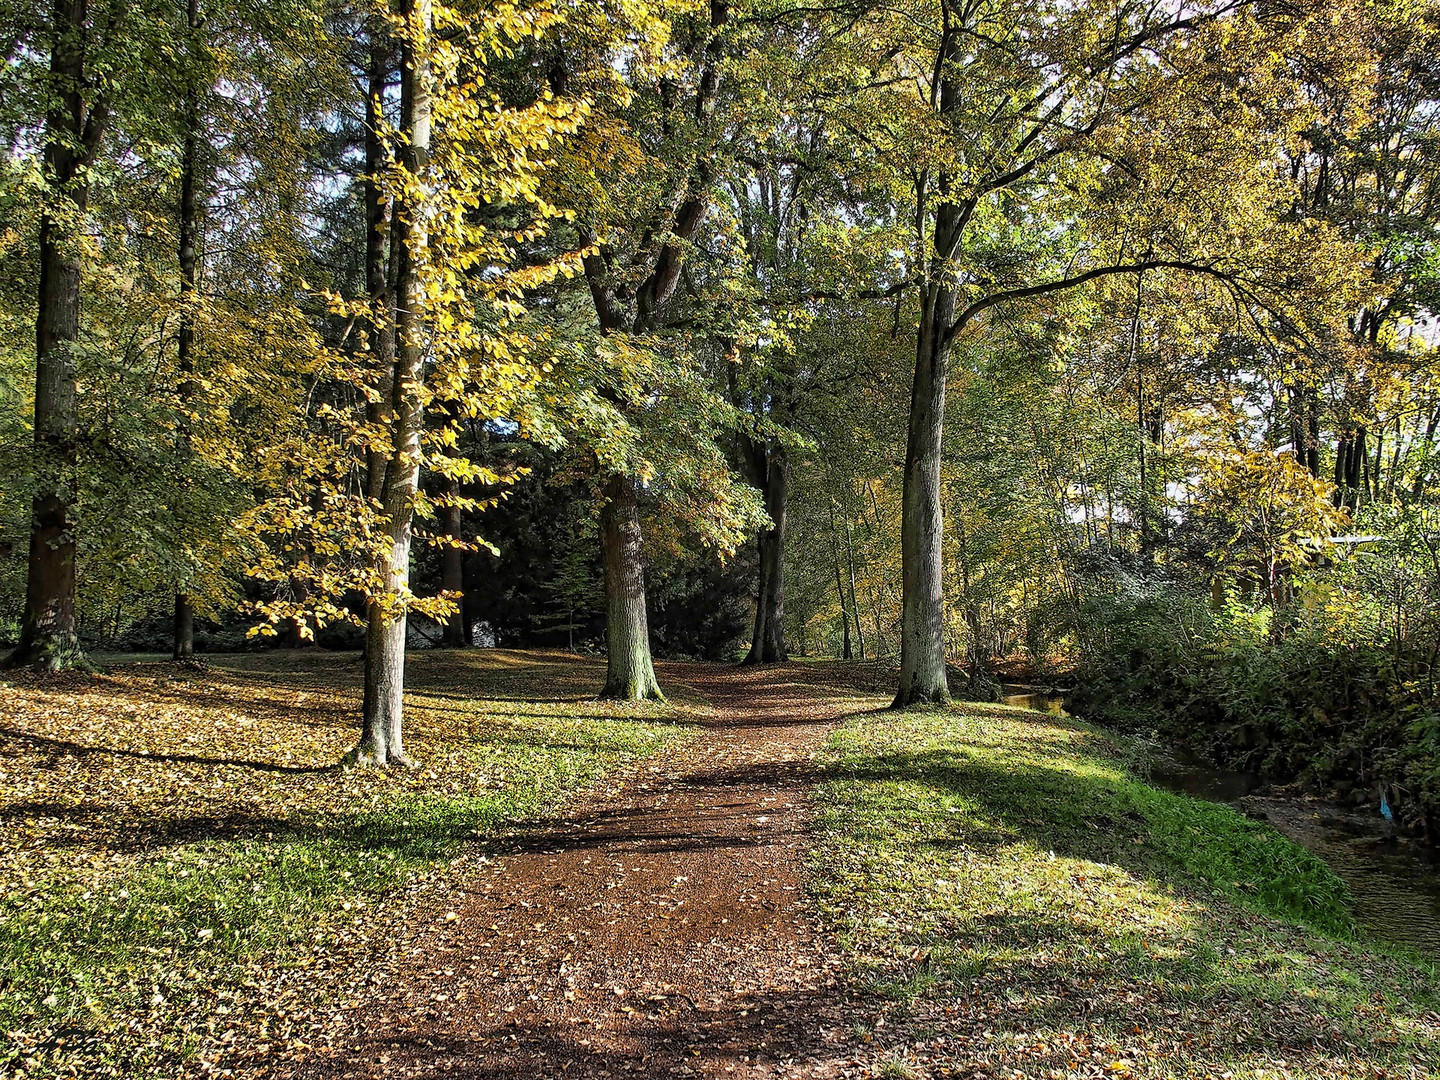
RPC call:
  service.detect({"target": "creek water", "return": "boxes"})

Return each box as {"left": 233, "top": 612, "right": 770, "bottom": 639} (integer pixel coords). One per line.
{"left": 1002, "top": 687, "right": 1440, "bottom": 959}
{"left": 1153, "top": 757, "right": 1440, "bottom": 958}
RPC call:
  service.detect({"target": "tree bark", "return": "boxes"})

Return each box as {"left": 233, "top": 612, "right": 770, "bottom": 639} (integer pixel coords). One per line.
{"left": 173, "top": 594, "right": 195, "bottom": 660}
{"left": 743, "top": 442, "right": 788, "bottom": 664}
{"left": 827, "top": 499, "right": 853, "bottom": 660}
{"left": 364, "top": 18, "right": 395, "bottom": 505}
{"left": 845, "top": 518, "right": 865, "bottom": 660}
{"left": 441, "top": 475, "right": 465, "bottom": 648}
{"left": 894, "top": 195, "right": 964, "bottom": 706}
{"left": 354, "top": 0, "right": 429, "bottom": 766}
{"left": 600, "top": 473, "right": 663, "bottom": 701}
{"left": 172, "top": 0, "right": 200, "bottom": 663}
{"left": 6, "top": 0, "right": 105, "bottom": 673}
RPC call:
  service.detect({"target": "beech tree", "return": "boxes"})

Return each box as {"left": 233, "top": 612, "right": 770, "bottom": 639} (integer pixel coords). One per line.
{"left": 799, "top": 0, "right": 1375, "bottom": 704}
{"left": 4, "top": 0, "right": 117, "bottom": 671}
{"left": 242, "top": 0, "right": 586, "bottom": 763}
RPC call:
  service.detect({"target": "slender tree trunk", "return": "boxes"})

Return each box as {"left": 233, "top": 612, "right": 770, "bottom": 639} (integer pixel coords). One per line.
{"left": 364, "top": 20, "right": 395, "bottom": 505}
{"left": 845, "top": 518, "right": 865, "bottom": 660}
{"left": 827, "top": 499, "right": 853, "bottom": 660}
{"left": 600, "top": 473, "right": 663, "bottom": 701}
{"left": 441, "top": 475, "right": 465, "bottom": 648}
{"left": 6, "top": 0, "right": 104, "bottom": 672}
{"left": 354, "top": 0, "right": 429, "bottom": 766}
{"left": 172, "top": 0, "right": 200, "bottom": 662}
{"left": 744, "top": 443, "right": 788, "bottom": 664}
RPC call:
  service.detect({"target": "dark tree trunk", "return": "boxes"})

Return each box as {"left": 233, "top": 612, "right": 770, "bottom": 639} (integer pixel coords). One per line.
{"left": 744, "top": 443, "right": 789, "bottom": 664}
{"left": 173, "top": 594, "right": 195, "bottom": 660}
{"left": 364, "top": 19, "right": 394, "bottom": 505}
{"left": 6, "top": 0, "right": 105, "bottom": 673}
{"left": 172, "top": 0, "right": 200, "bottom": 663}
{"left": 599, "top": 474, "right": 663, "bottom": 701}
{"left": 354, "top": 0, "right": 429, "bottom": 766}
{"left": 441, "top": 476, "right": 465, "bottom": 648}
{"left": 846, "top": 519, "right": 865, "bottom": 660}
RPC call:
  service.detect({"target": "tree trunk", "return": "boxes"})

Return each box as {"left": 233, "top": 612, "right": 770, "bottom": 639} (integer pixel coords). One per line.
{"left": 173, "top": 593, "right": 195, "bottom": 660}
{"left": 364, "top": 20, "right": 395, "bottom": 505}
{"left": 845, "top": 519, "right": 865, "bottom": 660}
{"left": 744, "top": 443, "right": 788, "bottom": 664}
{"left": 600, "top": 473, "right": 663, "bottom": 701}
{"left": 354, "top": 0, "right": 429, "bottom": 766}
{"left": 894, "top": 208, "right": 962, "bottom": 706}
{"left": 6, "top": 0, "right": 104, "bottom": 673}
{"left": 172, "top": 0, "right": 200, "bottom": 663}
{"left": 828, "top": 502, "right": 853, "bottom": 660}
{"left": 441, "top": 476, "right": 465, "bottom": 648}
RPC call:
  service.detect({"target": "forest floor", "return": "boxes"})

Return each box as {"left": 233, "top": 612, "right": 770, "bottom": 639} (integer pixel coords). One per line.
{"left": 0, "top": 652, "right": 1436, "bottom": 1080}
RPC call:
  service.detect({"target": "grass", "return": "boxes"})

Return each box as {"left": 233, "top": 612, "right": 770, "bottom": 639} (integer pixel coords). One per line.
{"left": 811, "top": 697, "right": 1440, "bottom": 1079}
{"left": 0, "top": 649, "right": 699, "bottom": 1078}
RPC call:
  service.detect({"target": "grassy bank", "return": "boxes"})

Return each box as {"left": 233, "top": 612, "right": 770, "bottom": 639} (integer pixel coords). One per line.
{"left": 812, "top": 700, "right": 1440, "bottom": 1079}
{"left": 0, "top": 650, "right": 698, "bottom": 1078}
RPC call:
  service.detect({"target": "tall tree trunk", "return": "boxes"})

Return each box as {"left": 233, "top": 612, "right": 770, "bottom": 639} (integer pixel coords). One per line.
{"left": 354, "top": 0, "right": 429, "bottom": 766}
{"left": 827, "top": 499, "right": 853, "bottom": 660}
{"left": 364, "top": 19, "right": 394, "bottom": 505}
{"left": 441, "top": 475, "right": 465, "bottom": 648}
{"left": 894, "top": 201, "right": 963, "bottom": 706}
{"left": 172, "top": 0, "right": 200, "bottom": 662}
{"left": 600, "top": 474, "right": 662, "bottom": 701}
{"left": 744, "top": 443, "right": 788, "bottom": 664}
{"left": 6, "top": 0, "right": 105, "bottom": 672}
{"left": 845, "top": 518, "right": 865, "bottom": 660}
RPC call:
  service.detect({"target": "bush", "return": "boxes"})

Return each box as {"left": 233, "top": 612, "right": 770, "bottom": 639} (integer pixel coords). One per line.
{"left": 1071, "top": 587, "right": 1440, "bottom": 837}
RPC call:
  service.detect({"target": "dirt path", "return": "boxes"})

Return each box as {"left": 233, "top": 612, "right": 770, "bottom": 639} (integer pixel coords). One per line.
{"left": 291, "top": 663, "right": 876, "bottom": 1079}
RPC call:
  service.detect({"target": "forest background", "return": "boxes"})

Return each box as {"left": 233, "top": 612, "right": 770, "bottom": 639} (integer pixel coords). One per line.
{"left": 2, "top": 0, "right": 1439, "bottom": 824}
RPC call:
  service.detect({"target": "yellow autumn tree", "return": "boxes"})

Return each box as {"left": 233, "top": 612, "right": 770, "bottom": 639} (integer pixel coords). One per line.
{"left": 241, "top": 0, "right": 587, "bottom": 765}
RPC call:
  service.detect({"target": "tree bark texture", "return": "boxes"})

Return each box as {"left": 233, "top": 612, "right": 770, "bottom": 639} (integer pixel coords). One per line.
{"left": 172, "top": 0, "right": 200, "bottom": 662}
{"left": 600, "top": 474, "right": 663, "bottom": 701}
{"left": 173, "top": 594, "right": 195, "bottom": 661}
{"left": 7, "top": 0, "right": 105, "bottom": 672}
{"left": 356, "top": 0, "right": 429, "bottom": 766}
{"left": 894, "top": 198, "right": 964, "bottom": 706}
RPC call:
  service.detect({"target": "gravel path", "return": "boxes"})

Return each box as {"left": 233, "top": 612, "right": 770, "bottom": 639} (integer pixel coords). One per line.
{"left": 293, "top": 663, "right": 877, "bottom": 1079}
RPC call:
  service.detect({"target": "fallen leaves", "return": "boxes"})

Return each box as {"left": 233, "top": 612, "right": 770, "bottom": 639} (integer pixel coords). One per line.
{"left": 0, "top": 649, "right": 697, "bottom": 1078}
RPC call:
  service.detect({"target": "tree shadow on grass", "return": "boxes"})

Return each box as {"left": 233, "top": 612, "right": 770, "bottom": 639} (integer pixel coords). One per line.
{"left": 828, "top": 744, "right": 1355, "bottom": 935}
{"left": 814, "top": 729, "right": 1440, "bottom": 1074}
{"left": 0, "top": 727, "right": 343, "bottom": 773}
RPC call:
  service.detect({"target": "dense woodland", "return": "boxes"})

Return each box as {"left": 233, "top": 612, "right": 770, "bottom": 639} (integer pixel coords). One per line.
{"left": 2, "top": 0, "right": 1439, "bottom": 823}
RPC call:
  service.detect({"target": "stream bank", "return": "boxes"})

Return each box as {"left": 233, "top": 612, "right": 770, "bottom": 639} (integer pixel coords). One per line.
{"left": 1001, "top": 684, "right": 1440, "bottom": 958}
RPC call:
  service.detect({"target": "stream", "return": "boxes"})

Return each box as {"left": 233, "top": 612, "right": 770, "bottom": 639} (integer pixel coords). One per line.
{"left": 1002, "top": 686, "right": 1440, "bottom": 959}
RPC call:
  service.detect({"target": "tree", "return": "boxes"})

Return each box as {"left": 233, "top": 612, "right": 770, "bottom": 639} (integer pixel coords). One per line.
{"left": 817, "top": 0, "right": 1375, "bottom": 704}
{"left": 243, "top": 0, "right": 586, "bottom": 763}
{"left": 543, "top": 0, "right": 753, "bottom": 698}
{"left": 4, "top": 0, "right": 116, "bottom": 671}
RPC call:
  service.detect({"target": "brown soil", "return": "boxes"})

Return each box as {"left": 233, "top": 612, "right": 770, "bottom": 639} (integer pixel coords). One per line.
{"left": 286, "top": 662, "right": 880, "bottom": 1079}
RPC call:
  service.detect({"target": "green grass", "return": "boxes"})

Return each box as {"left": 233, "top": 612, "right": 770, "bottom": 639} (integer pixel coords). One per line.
{"left": 812, "top": 699, "right": 1440, "bottom": 1079}
{"left": 0, "top": 650, "right": 699, "bottom": 1077}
